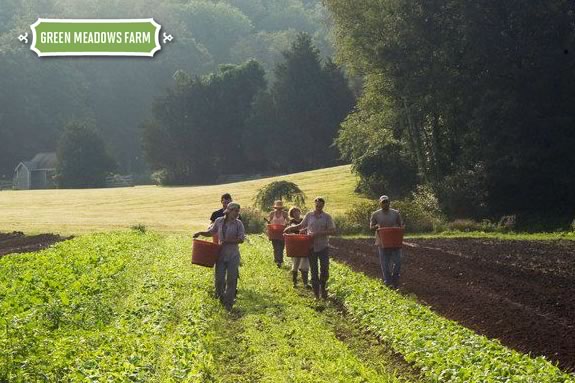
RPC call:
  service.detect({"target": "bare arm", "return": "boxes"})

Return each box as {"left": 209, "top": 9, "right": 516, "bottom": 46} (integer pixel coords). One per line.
{"left": 194, "top": 220, "right": 218, "bottom": 238}
{"left": 370, "top": 213, "right": 379, "bottom": 231}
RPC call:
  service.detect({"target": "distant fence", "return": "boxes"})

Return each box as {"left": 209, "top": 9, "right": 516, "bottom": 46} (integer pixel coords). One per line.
{"left": 0, "top": 181, "right": 13, "bottom": 191}
{"left": 105, "top": 175, "right": 134, "bottom": 188}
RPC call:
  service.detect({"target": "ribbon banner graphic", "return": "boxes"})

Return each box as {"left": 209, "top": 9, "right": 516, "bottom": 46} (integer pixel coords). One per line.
{"left": 30, "top": 19, "right": 165, "bottom": 57}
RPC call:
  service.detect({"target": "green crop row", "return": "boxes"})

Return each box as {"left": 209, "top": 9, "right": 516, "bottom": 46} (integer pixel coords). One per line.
{"left": 329, "top": 261, "right": 575, "bottom": 383}
{"left": 209, "top": 236, "right": 410, "bottom": 383}
{"left": 0, "top": 232, "right": 223, "bottom": 382}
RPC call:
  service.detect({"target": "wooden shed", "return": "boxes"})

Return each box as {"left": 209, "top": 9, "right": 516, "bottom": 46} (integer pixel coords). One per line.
{"left": 13, "top": 152, "right": 58, "bottom": 190}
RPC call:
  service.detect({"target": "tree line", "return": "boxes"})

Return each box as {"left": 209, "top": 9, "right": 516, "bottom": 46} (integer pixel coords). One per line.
{"left": 0, "top": 0, "right": 332, "bottom": 178}
{"left": 324, "top": 0, "right": 575, "bottom": 229}
{"left": 142, "top": 33, "right": 354, "bottom": 184}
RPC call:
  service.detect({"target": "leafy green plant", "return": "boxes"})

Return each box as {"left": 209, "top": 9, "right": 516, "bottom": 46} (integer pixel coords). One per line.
{"left": 208, "top": 236, "right": 409, "bottom": 382}
{"left": 0, "top": 232, "right": 223, "bottom": 382}
{"left": 329, "top": 261, "right": 574, "bottom": 383}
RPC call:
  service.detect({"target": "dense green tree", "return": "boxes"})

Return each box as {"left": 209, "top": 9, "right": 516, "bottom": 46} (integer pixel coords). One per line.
{"left": 326, "top": 0, "right": 575, "bottom": 227}
{"left": 56, "top": 122, "right": 116, "bottom": 188}
{"left": 0, "top": 0, "right": 332, "bottom": 180}
{"left": 246, "top": 33, "right": 355, "bottom": 173}
{"left": 143, "top": 60, "right": 266, "bottom": 184}
{"left": 179, "top": 1, "right": 253, "bottom": 63}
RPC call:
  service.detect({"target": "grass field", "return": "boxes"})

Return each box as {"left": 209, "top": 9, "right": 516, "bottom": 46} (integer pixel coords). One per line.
{"left": 0, "top": 165, "right": 368, "bottom": 235}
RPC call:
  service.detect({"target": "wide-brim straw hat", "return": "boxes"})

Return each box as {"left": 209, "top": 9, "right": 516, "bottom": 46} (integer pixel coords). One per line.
{"left": 272, "top": 200, "right": 284, "bottom": 209}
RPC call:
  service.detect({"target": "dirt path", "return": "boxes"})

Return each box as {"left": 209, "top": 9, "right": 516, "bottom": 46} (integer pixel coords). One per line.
{"left": 330, "top": 237, "right": 575, "bottom": 372}
{"left": 0, "top": 231, "right": 68, "bottom": 257}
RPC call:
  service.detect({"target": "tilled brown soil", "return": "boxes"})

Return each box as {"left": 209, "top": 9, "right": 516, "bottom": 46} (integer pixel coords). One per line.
{"left": 0, "top": 231, "right": 68, "bottom": 257}
{"left": 330, "top": 237, "right": 575, "bottom": 372}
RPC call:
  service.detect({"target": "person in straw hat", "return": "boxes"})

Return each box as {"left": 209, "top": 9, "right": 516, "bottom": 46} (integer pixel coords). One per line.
{"left": 266, "top": 200, "right": 289, "bottom": 268}
{"left": 194, "top": 201, "right": 245, "bottom": 311}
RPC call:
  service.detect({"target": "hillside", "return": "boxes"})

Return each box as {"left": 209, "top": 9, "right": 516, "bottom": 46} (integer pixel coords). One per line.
{"left": 0, "top": 165, "right": 367, "bottom": 235}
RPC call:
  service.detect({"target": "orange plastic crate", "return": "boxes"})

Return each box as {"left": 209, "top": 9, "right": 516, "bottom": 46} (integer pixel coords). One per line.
{"left": 284, "top": 234, "right": 312, "bottom": 257}
{"left": 267, "top": 224, "right": 286, "bottom": 240}
{"left": 377, "top": 227, "right": 404, "bottom": 248}
{"left": 192, "top": 239, "right": 221, "bottom": 267}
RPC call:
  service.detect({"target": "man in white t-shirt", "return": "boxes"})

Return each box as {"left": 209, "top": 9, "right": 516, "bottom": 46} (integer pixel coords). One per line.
{"left": 287, "top": 196, "right": 336, "bottom": 299}
{"left": 370, "top": 195, "right": 403, "bottom": 288}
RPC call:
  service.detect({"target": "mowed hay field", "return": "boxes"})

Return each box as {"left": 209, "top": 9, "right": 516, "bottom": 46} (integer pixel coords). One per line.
{"left": 0, "top": 165, "right": 367, "bottom": 235}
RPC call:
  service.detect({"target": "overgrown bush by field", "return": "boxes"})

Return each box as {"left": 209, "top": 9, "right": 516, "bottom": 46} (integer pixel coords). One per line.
{"left": 447, "top": 219, "right": 498, "bottom": 233}
{"left": 239, "top": 206, "right": 266, "bottom": 234}
{"left": 394, "top": 186, "right": 446, "bottom": 233}
{"left": 333, "top": 200, "right": 379, "bottom": 235}
{"left": 329, "top": 262, "right": 574, "bottom": 383}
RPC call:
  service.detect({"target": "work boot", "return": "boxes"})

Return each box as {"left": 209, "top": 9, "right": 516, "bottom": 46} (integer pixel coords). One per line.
{"left": 312, "top": 284, "right": 320, "bottom": 299}
{"left": 292, "top": 271, "right": 298, "bottom": 287}
{"left": 301, "top": 271, "right": 311, "bottom": 289}
{"left": 320, "top": 282, "right": 328, "bottom": 299}
{"left": 391, "top": 274, "right": 400, "bottom": 289}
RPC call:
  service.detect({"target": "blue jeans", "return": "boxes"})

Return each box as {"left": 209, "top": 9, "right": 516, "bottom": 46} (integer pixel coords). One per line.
{"left": 309, "top": 247, "right": 329, "bottom": 293}
{"left": 271, "top": 239, "right": 285, "bottom": 266}
{"left": 215, "top": 248, "right": 240, "bottom": 308}
{"left": 378, "top": 247, "right": 401, "bottom": 287}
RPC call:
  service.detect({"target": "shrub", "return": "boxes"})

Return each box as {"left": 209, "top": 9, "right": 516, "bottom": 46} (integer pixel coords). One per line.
{"left": 332, "top": 200, "right": 380, "bottom": 235}
{"left": 151, "top": 169, "right": 168, "bottom": 185}
{"left": 333, "top": 214, "right": 365, "bottom": 235}
{"left": 394, "top": 185, "right": 446, "bottom": 233}
{"left": 447, "top": 219, "right": 480, "bottom": 232}
{"left": 130, "top": 224, "right": 147, "bottom": 233}
{"left": 346, "top": 200, "right": 380, "bottom": 228}
{"left": 241, "top": 206, "right": 266, "bottom": 234}
{"left": 253, "top": 181, "right": 306, "bottom": 211}
{"left": 498, "top": 215, "right": 517, "bottom": 233}
{"left": 446, "top": 219, "right": 497, "bottom": 232}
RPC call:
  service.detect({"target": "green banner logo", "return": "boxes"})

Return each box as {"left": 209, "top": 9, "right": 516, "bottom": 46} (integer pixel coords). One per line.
{"left": 30, "top": 18, "right": 163, "bottom": 57}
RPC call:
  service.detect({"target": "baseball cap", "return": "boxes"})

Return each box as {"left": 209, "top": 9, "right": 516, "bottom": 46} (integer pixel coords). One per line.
{"left": 224, "top": 202, "right": 240, "bottom": 213}
{"left": 379, "top": 195, "right": 390, "bottom": 202}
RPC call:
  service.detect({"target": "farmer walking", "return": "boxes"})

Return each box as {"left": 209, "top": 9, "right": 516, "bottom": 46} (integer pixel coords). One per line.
{"left": 210, "top": 193, "right": 233, "bottom": 223}
{"left": 287, "top": 197, "right": 336, "bottom": 299}
{"left": 284, "top": 206, "right": 310, "bottom": 288}
{"left": 194, "top": 202, "right": 245, "bottom": 311}
{"left": 370, "top": 195, "right": 403, "bottom": 288}
{"left": 266, "top": 200, "right": 289, "bottom": 268}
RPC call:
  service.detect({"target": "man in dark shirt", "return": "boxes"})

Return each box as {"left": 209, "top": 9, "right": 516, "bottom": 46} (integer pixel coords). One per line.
{"left": 210, "top": 193, "right": 241, "bottom": 223}
{"left": 210, "top": 193, "right": 233, "bottom": 223}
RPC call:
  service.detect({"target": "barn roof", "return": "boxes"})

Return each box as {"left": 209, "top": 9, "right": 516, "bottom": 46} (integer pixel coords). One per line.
{"left": 28, "top": 152, "right": 57, "bottom": 170}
